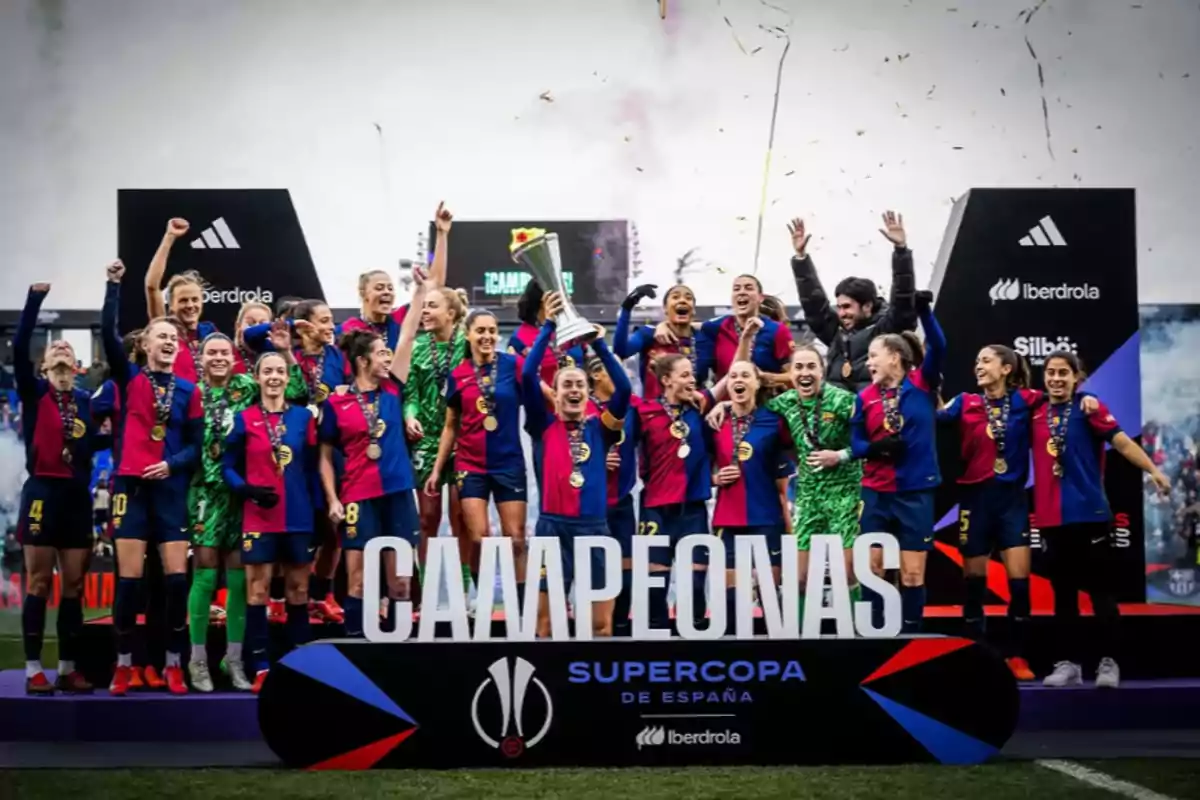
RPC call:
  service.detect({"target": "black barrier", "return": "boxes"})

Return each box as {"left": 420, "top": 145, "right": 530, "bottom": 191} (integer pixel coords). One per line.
{"left": 258, "top": 637, "right": 1018, "bottom": 769}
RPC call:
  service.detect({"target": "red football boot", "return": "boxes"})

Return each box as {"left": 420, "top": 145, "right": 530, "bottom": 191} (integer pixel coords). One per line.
{"left": 25, "top": 672, "right": 54, "bottom": 696}
{"left": 128, "top": 665, "right": 145, "bottom": 689}
{"left": 143, "top": 665, "right": 167, "bottom": 690}
{"left": 164, "top": 665, "right": 189, "bottom": 695}
{"left": 251, "top": 669, "right": 269, "bottom": 695}
{"left": 1007, "top": 657, "right": 1036, "bottom": 682}
{"left": 109, "top": 665, "right": 133, "bottom": 696}
{"left": 55, "top": 671, "right": 95, "bottom": 694}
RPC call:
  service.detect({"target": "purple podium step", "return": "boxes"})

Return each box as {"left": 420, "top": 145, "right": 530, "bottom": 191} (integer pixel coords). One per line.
{"left": 0, "top": 670, "right": 260, "bottom": 742}
{"left": 1016, "top": 679, "right": 1200, "bottom": 731}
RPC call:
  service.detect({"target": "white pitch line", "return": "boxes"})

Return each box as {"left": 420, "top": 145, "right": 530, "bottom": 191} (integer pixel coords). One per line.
{"left": 1036, "top": 759, "right": 1178, "bottom": 800}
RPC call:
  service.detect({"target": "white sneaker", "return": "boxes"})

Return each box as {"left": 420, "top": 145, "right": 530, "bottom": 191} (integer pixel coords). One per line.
{"left": 466, "top": 594, "right": 477, "bottom": 619}
{"left": 1095, "top": 657, "right": 1120, "bottom": 689}
{"left": 189, "top": 660, "right": 214, "bottom": 693}
{"left": 1042, "top": 661, "right": 1083, "bottom": 687}
{"left": 224, "top": 658, "right": 252, "bottom": 691}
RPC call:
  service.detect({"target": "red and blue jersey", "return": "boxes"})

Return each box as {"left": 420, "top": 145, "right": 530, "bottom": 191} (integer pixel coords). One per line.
{"left": 850, "top": 306, "right": 945, "bottom": 493}
{"left": 15, "top": 288, "right": 102, "bottom": 482}
{"left": 939, "top": 388, "right": 1043, "bottom": 486}
{"left": 712, "top": 409, "right": 792, "bottom": 527}
{"left": 587, "top": 395, "right": 641, "bottom": 507}
{"left": 243, "top": 322, "right": 350, "bottom": 397}
{"left": 319, "top": 379, "right": 415, "bottom": 504}
{"left": 635, "top": 394, "right": 715, "bottom": 508}
{"left": 697, "top": 315, "right": 793, "bottom": 384}
{"left": 338, "top": 305, "right": 410, "bottom": 352}
{"left": 91, "top": 380, "right": 120, "bottom": 423}
{"left": 523, "top": 322, "right": 632, "bottom": 519}
{"left": 223, "top": 404, "right": 318, "bottom": 533}
{"left": 446, "top": 354, "right": 525, "bottom": 475}
{"left": 172, "top": 321, "right": 219, "bottom": 385}
{"left": 1030, "top": 397, "right": 1121, "bottom": 528}
{"left": 613, "top": 307, "right": 701, "bottom": 401}
{"left": 508, "top": 321, "right": 585, "bottom": 389}
{"left": 101, "top": 283, "right": 204, "bottom": 479}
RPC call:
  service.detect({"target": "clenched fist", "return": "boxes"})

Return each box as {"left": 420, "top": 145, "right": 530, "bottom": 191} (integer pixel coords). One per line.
{"left": 166, "top": 218, "right": 190, "bottom": 238}
{"left": 106, "top": 260, "right": 126, "bottom": 283}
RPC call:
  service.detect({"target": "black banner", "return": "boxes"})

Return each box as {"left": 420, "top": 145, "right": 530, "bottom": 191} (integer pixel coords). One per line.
{"left": 117, "top": 189, "right": 324, "bottom": 334}
{"left": 258, "top": 637, "right": 1017, "bottom": 769}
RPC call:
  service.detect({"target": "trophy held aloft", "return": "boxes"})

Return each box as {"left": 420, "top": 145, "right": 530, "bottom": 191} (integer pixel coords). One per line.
{"left": 510, "top": 227, "right": 599, "bottom": 349}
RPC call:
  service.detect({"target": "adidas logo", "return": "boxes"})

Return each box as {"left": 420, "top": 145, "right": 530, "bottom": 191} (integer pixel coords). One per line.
{"left": 190, "top": 217, "right": 240, "bottom": 250}
{"left": 1017, "top": 215, "right": 1067, "bottom": 247}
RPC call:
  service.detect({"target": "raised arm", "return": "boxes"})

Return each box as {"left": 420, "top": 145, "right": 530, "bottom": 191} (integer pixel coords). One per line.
{"left": 875, "top": 211, "right": 917, "bottom": 334}
{"left": 15, "top": 285, "right": 48, "bottom": 397}
{"left": 917, "top": 298, "right": 946, "bottom": 391}
{"left": 592, "top": 333, "right": 631, "bottom": 422}
{"left": 787, "top": 219, "right": 839, "bottom": 346}
{"left": 391, "top": 272, "right": 428, "bottom": 384}
{"left": 522, "top": 319, "right": 556, "bottom": 438}
{"left": 426, "top": 202, "right": 452, "bottom": 289}
{"left": 144, "top": 218, "right": 189, "bottom": 319}
{"left": 101, "top": 260, "right": 132, "bottom": 387}
{"left": 221, "top": 414, "right": 249, "bottom": 494}
{"left": 937, "top": 393, "right": 963, "bottom": 424}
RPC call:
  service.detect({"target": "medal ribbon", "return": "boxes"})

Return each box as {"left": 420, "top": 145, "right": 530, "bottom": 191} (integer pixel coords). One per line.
{"left": 473, "top": 358, "right": 499, "bottom": 417}
{"left": 143, "top": 368, "right": 177, "bottom": 426}
{"left": 677, "top": 336, "right": 697, "bottom": 374}
{"left": 55, "top": 388, "right": 77, "bottom": 454}
{"left": 432, "top": 334, "right": 454, "bottom": 396}
{"left": 732, "top": 410, "right": 754, "bottom": 463}
{"left": 799, "top": 392, "right": 823, "bottom": 450}
{"left": 299, "top": 348, "right": 326, "bottom": 400}
{"left": 261, "top": 405, "right": 287, "bottom": 467}
{"left": 567, "top": 421, "right": 587, "bottom": 467}
{"left": 1049, "top": 402, "right": 1071, "bottom": 470}
{"left": 203, "top": 383, "right": 230, "bottom": 454}
{"left": 987, "top": 393, "right": 1011, "bottom": 462}
{"left": 352, "top": 387, "right": 382, "bottom": 448}
{"left": 882, "top": 388, "right": 901, "bottom": 433}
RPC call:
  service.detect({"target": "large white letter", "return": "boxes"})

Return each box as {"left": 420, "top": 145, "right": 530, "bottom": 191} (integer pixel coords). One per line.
{"left": 572, "top": 536, "right": 622, "bottom": 640}
{"left": 364, "top": 537, "right": 413, "bottom": 643}
{"left": 527, "top": 537, "right": 570, "bottom": 639}
{"left": 675, "top": 534, "right": 724, "bottom": 640}
{"left": 417, "top": 538, "right": 470, "bottom": 641}
{"left": 475, "top": 537, "right": 528, "bottom": 640}
{"left": 854, "top": 533, "right": 902, "bottom": 638}
{"left": 631, "top": 536, "right": 671, "bottom": 640}
{"left": 738, "top": 534, "right": 799, "bottom": 639}
{"left": 802, "top": 535, "right": 855, "bottom": 639}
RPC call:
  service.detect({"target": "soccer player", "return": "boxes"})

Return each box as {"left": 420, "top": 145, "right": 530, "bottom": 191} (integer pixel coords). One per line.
{"left": 523, "top": 296, "right": 631, "bottom": 637}
{"left": 787, "top": 213, "right": 918, "bottom": 393}
{"left": 319, "top": 296, "right": 423, "bottom": 636}
{"left": 102, "top": 260, "right": 204, "bottom": 696}
{"left": 508, "top": 278, "right": 586, "bottom": 389}
{"left": 144, "top": 218, "right": 218, "bottom": 385}
{"left": 16, "top": 283, "right": 101, "bottom": 694}
{"left": 404, "top": 286, "right": 468, "bottom": 600}
{"left": 851, "top": 294, "right": 944, "bottom": 633}
{"left": 230, "top": 302, "right": 272, "bottom": 374}
{"left": 585, "top": 354, "right": 640, "bottom": 635}
{"left": 224, "top": 351, "right": 320, "bottom": 693}
{"left": 1034, "top": 351, "right": 1170, "bottom": 688}
{"left": 613, "top": 284, "right": 702, "bottom": 401}
{"left": 427, "top": 309, "right": 530, "bottom": 616}
{"left": 710, "top": 360, "right": 792, "bottom": 627}
{"left": 697, "top": 274, "right": 793, "bottom": 386}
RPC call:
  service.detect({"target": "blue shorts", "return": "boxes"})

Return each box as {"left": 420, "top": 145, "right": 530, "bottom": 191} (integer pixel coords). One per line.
{"left": 860, "top": 488, "right": 935, "bottom": 552}
{"left": 341, "top": 491, "right": 418, "bottom": 550}
{"left": 639, "top": 501, "right": 710, "bottom": 566}
{"left": 458, "top": 469, "right": 527, "bottom": 504}
{"left": 715, "top": 525, "right": 784, "bottom": 567}
{"left": 535, "top": 515, "right": 613, "bottom": 592}
{"left": 18, "top": 477, "right": 92, "bottom": 549}
{"left": 111, "top": 476, "right": 190, "bottom": 544}
{"left": 242, "top": 531, "right": 314, "bottom": 565}
{"left": 958, "top": 479, "right": 1030, "bottom": 558}
{"left": 607, "top": 493, "right": 637, "bottom": 560}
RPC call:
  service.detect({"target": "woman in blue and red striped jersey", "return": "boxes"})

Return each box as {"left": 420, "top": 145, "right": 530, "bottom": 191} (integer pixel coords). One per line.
{"left": 103, "top": 260, "right": 204, "bottom": 696}
{"left": 1033, "top": 351, "right": 1169, "bottom": 689}
{"left": 229, "top": 302, "right": 272, "bottom": 375}
{"left": 614, "top": 284, "right": 702, "bottom": 401}
{"left": 523, "top": 293, "right": 631, "bottom": 637}
{"left": 223, "top": 351, "right": 320, "bottom": 692}
{"left": 508, "top": 278, "right": 586, "bottom": 389}
{"left": 710, "top": 359, "right": 793, "bottom": 628}
{"left": 318, "top": 285, "right": 424, "bottom": 637}
{"left": 15, "top": 282, "right": 104, "bottom": 695}
{"left": 851, "top": 293, "right": 944, "bottom": 633}
{"left": 143, "top": 218, "right": 217, "bottom": 385}
{"left": 585, "top": 354, "right": 641, "bottom": 636}
{"left": 697, "top": 274, "right": 794, "bottom": 387}
{"left": 427, "top": 308, "right": 530, "bottom": 610}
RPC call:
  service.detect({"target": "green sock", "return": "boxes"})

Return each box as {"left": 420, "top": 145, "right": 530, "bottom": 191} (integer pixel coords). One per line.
{"left": 189, "top": 567, "right": 217, "bottom": 647}
{"left": 225, "top": 568, "right": 247, "bottom": 645}
{"left": 461, "top": 563, "right": 473, "bottom": 592}
{"left": 849, "top": 583, "right": 862, "bottom": 603}
{"left": 798, "top": 591, "right": 805, "bottom": 621}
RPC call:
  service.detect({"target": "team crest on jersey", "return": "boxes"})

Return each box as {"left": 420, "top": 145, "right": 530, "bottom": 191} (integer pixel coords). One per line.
{"left": 243, "top": 532, "right": 260, "bottom": 552}
{"left": 1169, "top": 569, "right": 1196, "bottom": 597}
{"left": 346, "top": 527, "right": 357, "bottom": 539}
{"left": 822, "top": 412, "right": 835, "bottom": 422}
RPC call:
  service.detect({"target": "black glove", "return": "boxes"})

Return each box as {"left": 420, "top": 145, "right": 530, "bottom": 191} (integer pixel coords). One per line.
{"left": 621, "top": 284, "right": 658, "bottom": 311}
{"left": 915, "top": 290, "right": 934, "bottom": 312}
{"left": 245, "top": 485, "right": 280, "bottom": 509}
{"left": 866, "top": 435, "right": 906, "bottom": 461}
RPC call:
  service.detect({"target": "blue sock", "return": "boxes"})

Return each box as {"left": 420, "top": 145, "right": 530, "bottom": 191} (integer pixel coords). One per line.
{"left": 1008, "top": 577, "right": 1031, "bottom": 656}
{"left": 648, "top": 584, "right": 669, "bottom": 630}
{"left": 246, "top": 604, "right": 270, "bottom": 672}
{"left": 612, "top": 570, "right": 633, "bottom": 636}
{"left": 901, "top": 585, "right": 926, "bottom": 633}
{"left": 114, "top": 577, "right": 141, "bottom": 656}
{"left": 691, "top": 571, "right": 709, "bottom": 628}
{"left": 862, "top": 585, "right": 885, "bottom": 630}
{"left": 286, "top": 603, "right": 310, "bottom": 649}
{"left": 724, "top": 587, "right": 738, "bottom": 637}
{"left": 309, "top": 575, "right": 330, "bottom": 602}
{"left": 57, "top": 595, "right": 83, "bottom": 663}
{"left": 515, "top": 583, "right": 526, "bottom": 618}
{"left": 22, "top": 594, "right": 47, "bottom": 662}
{"left": 165, "top": 573, "right": 189, "bottom": 660}
{"left": 343, "top": 595, "right": 364, "bottom": 638}
{"left": 964, "top": 575, "right": 987, "bottom": 637}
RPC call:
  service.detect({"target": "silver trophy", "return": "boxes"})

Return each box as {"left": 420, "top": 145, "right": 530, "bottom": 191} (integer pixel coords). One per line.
{"left": 511, "top": 231, "right": 598, "bottom": 348}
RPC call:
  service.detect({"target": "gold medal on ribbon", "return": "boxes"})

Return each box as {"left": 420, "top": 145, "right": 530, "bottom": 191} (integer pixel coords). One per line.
{"left": 841, "top": 362, "right": 852, "bottom": 379}
{"left": 72, "top": 418, "right": 86, "bottom": 439}
{"left": 737, "top": 441, "right": 754, "bottom": 462}
{"left": 315, "top": 383, "right": 330, "bottom": 403}
{"left": 569, "top": 471, "right": 585, "bottom": 488}
{"left": 61, "top": 447, "right": 73, "bottom": 465}
{"left": 616, "top": 430, "right": 626, "bottom": 446}
{"left": 1046, "top": 440, "right": 1058, "bottom": 457}
{"left": 564, "top": 356, "right": 576, "bottom": 368}
{"left": 677, "top": 443, "right": 691, "bottom": 459}
{"left": 475, "top": 396, "right": 488, "bottom": 415}
{"left": 669, "top": 420, "right": 689, "bottom": 439}
{"left": 577, "top": 442, "right": 592, "bottom": 463}
{"left": 308, "top": 404, "right": 321, "bottom": 419}
{"left": 150, "top": 424, "right": 166, "bottom": 442}
{"left": 884, "top": 414, "right": 904, "bottom": 433}
{"left": 1052, "top": 462, "right": 1064, "bottom": 478}
{"left": 483, "top": 416, "right": 499, "bottom": 432}
{"left": 994, "top": 457, "right": 1007, "bottom": 474}
{"left": 375, "top": 420, "right": 387, "bottom": 437}
{"left": 985, "top": 424, "right": 995, "bottom": 440}
{"left": 367, "top": 443, "right": 383, "bottom": 460}
{"left": 277, "top": 445, "right": 293, "bottom": 468}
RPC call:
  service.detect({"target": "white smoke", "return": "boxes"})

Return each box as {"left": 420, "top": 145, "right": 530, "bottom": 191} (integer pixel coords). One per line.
{"left": 0, "top": 428, "right": 27, "bottom": 595}
{"left": 1141, "top": 318, "right": 1200, "bottom": 427}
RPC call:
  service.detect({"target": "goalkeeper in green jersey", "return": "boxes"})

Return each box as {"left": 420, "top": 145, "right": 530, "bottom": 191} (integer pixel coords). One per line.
{"left": 186, "top": 326, "right": 306, "bottom": 693}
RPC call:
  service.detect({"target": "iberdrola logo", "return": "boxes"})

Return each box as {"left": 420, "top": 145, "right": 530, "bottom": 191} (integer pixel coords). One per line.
{"left": 510, "top": 227, "right": 547, "bottom": 253}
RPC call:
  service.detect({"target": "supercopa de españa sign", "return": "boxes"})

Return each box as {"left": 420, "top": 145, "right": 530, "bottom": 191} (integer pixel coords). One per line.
{"left": 361, "top": 533, "right": 905, "bottom": 641}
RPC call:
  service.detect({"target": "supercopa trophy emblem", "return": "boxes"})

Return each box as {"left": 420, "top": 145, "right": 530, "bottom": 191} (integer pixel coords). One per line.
{"left": 510, "top": 227, "right": 599, "bottom": 348}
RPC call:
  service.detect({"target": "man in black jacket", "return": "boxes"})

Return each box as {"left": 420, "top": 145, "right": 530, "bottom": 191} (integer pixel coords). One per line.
{"left": 788, "top": 211, "right": 919, "bottom": 393}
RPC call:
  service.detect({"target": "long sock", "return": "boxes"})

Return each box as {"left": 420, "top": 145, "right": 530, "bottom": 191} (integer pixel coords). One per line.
{"left": 188, "top": 568, "right": 217, "bottom": 656}
{"left": 286, "top": 603, "right": 311, "bottom": 649}
{"left": 115, "top": 577, "right": 140, "bottom": 657}
{"left": 21, "top": 594, "right": 47, "bottom": 663}
{"left": 1008, "top": 577, "right": 1031, "bottom": 657}
{"left": 861, "top": 585, "right": 884, "bottom": 630}
{"left": 225, "top": 569, "right": 247, "bottom": 649}
{"left": 461, "top": 564, "right": 473, "bottom": 594}
{"left": 57, "top": 595, "right": 83, "bottom": 665}
{"left": 724, "top": 587, "right": 738, "bottom": 636}
{"left": 691, "top": 571, "right": 709, "bottom": 629}
{"left": 166, "top": 573, "right": 190, "bottom": 664}
{"left": 648, "top": 584, "right": 669, "bottom": 630}
{"left": 848, "top": 583, "right": 862, "bottom": 602}
{"left": 270, "top": 576, "right": 285, "bottom": 601}
{"left": 309, "top": 575, "right": 331, "bottom": 603}
{"left": 515, "top": 583, "right": 525, "bottom": 618}
{"left": 246, "top": 604, "right": 269, "bottom": 672}
{"left": 343, "top": 595, "right": 364, "bottom": 637}
{"left": 798, "top": 585, "right": 807, "bottom": 622}
{"left": 613, "top": 570, "right": 633, "bottom": 636}
{"left": 964, "top": 575, "right": 987, "bottom": 639}
{"left": 901, "top": 584, "right": 926, "bottom": 634}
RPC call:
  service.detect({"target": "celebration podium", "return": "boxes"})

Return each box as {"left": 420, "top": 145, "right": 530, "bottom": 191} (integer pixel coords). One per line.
{"left": 257, "top": 636, "right": 1018, "bottom": 769}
